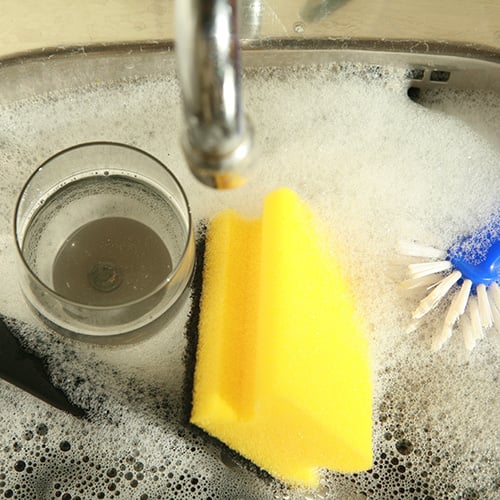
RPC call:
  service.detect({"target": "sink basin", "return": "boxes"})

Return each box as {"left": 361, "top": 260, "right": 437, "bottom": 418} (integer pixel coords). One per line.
{"left": 0, "top": 42, "right": 498, "bottom": 499}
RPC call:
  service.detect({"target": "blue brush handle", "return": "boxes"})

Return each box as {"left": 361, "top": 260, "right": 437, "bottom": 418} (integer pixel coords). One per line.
{"left": 448, "top": 213, "right": 500, "bottom": 287}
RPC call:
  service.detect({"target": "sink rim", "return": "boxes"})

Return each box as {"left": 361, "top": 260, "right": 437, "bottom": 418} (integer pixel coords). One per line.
{"left": 0, "top": 37, "right": 499, "bottom": 69}
{"left": 0, "top": 39, "right": 498, "bottom": 106}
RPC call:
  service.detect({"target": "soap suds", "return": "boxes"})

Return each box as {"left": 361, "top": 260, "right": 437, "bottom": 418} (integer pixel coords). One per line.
{"left": 0, "top": 61, "right": 498, "bottom": 499}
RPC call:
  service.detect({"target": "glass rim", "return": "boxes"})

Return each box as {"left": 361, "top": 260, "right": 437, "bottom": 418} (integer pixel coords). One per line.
{"left": 14, "top": 141, "right": 194, "bottom": 312}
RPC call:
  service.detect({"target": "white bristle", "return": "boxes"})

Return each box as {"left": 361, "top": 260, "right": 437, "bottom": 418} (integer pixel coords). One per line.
{"left": 476, "top": 284, "right": 493, "bottom": 328}
{"left": 461, "top": 313, "right": 477, "bottom": 351}
{"left": 432, "top": 323, "right": 453, "bottom": 352}
{"left": 433, "top": 279, "right": 473, "bottom": 351}
{"left": 489, "top": 282, "right": 500, "bottom": 311}
{"left": 468, "top": 297, "right": 484, "bottom": 340}
{"left": 412, "top": 270, "right": 462, "bottom": 320}
{"left": 454, "top": 279, "right": 473, "bottom": 317}
{"left": 406, "top": 319, "right": 421, "bottom": 334}
{"left": 408, "top": 260, "right": 453, "bottom": 280}
{"left": 401, "top": 273, "right": 444, "bottom": 290}
{"left": 398, "top": 241, "right": 446, "bottom": 259}
{"left": 491, "top": 302, "right": 500, "bottom": 337}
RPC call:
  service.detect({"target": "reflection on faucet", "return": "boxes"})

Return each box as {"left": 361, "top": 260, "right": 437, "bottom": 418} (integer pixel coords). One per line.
{"left": 175, "top": 0, "right": 255, "bottom": 189}
{"left": 301, "top": 0, "right": 350, "bottom": 23}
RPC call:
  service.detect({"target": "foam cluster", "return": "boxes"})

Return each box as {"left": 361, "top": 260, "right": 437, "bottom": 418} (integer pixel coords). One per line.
{"left": 0, "top": 60, "right": 498, "bottom": 498}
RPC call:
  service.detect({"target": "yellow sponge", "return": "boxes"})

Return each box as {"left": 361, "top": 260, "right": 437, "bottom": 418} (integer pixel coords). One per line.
{"left": 191, "top": 188, "right": 372, "bottom": 486}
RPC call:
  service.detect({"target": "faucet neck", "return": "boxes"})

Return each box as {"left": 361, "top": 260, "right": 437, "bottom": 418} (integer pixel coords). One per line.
{"left": 176, "top": 0, "right": 254, "bottom": 189}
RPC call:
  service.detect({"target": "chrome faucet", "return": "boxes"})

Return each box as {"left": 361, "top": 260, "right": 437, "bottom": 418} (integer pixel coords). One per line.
{"left": 175, "top": 0, "right": 255, "bottom": 189}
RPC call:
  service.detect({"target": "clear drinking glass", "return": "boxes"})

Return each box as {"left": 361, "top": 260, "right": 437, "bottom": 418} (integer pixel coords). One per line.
{"left": 14, "top": 142, "right": 195, "bottom": 342}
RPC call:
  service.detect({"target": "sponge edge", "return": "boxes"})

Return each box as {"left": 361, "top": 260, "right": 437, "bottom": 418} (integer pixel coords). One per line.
{"left": 191, "top": 187, "right": 373, "bottom": 486}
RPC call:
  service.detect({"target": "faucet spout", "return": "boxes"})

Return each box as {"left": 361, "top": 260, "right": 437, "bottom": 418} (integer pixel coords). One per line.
{"left": 175, "top": 0, "right": 254, "bottom": 189}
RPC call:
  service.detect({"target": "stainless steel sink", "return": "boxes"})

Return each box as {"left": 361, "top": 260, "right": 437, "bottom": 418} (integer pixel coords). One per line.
{"left": 1, "top": 39, "right": 499, "bottom": 103}
{"left": 0, "top": 38, "right": 498, "bottom": 499}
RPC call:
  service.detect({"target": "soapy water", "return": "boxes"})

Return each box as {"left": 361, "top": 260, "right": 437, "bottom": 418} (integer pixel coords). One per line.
{"left": 0, "top": 62, "right": 499, "bottom": 498}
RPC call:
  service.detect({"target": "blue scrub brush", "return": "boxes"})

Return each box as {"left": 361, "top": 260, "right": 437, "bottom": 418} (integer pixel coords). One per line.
{"left": 400, "top": 212, "right": 500, "bottom": 351}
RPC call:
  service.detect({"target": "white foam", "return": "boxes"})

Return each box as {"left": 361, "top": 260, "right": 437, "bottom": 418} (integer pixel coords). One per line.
{"left": 0, "top": 62, "right": 498, "bottom": 499}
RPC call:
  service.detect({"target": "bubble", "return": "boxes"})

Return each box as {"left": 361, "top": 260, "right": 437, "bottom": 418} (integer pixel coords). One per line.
{"left": 14, "top": 460, "right": 26, "bottom": 472}
{"left": 396, "top": 439, "right": 414, "bottom": 456}
{"left": 106, "top": 468, "right": 118, "bottom": 478}
{"left": 293, "top": 22, "right": 305, "bottom": 33}
{"left": 22, "top": 431, "right": 33, "bottom": 442}
{"left": 59, "top": 441, "right": 71, "bottom": 452}
{"left": 35, "top": 424, "right": 48, "bottom": 436}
